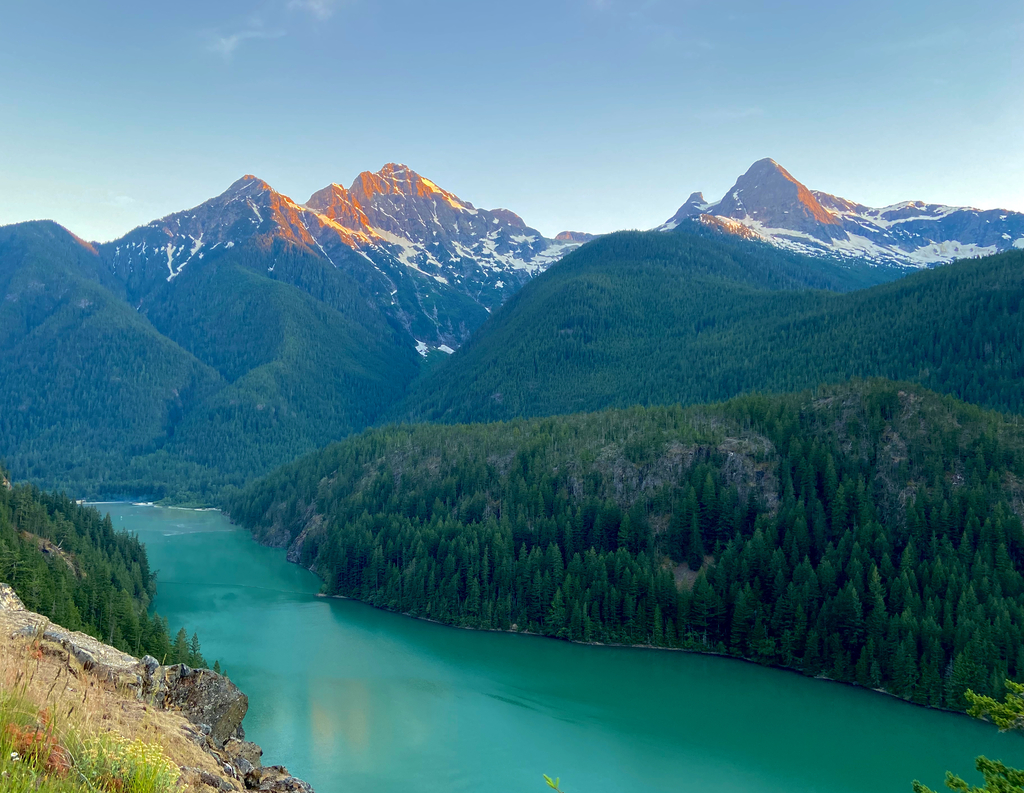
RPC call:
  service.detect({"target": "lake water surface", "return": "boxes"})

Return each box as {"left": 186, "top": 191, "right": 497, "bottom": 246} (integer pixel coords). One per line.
{"left": 100, "top": 503, "right": 1020, "bottom": 793}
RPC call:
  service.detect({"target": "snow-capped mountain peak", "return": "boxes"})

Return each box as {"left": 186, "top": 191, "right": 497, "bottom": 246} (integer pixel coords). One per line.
{"left": 659, "top": 159, "right": 1024, "bottom": 267}
{"left": 660, "top": 192, "right": 711, "bottom": 230}
{"left": 303, "top": 163, "right": 585, "bottom": 291}
{"left": 712, "top": 158, "right": 844, "bottom": 240}
{"left": 98, "top": 164, "right": 593, "bottom": 351}
{"left": 104, "top": 174, "right": 332, "bottom": 285}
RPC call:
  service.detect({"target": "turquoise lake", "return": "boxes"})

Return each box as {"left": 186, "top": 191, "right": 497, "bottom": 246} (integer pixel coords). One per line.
{"left": 99, "top": 503, "right": 1020, "bottom": 793}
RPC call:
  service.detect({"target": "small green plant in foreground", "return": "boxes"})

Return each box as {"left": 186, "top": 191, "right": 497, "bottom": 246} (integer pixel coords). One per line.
{"left": 914, "top": 681, "right": 1024, "bottom": 793}
{"left": 544, "top": 774, "right": 566, "bottom": 792}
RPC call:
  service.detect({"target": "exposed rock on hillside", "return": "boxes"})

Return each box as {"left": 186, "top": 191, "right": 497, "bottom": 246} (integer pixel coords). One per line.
{"left": 0, "top": 583, "right": 313, "bottom": 793}
{"left": 144, "top": 662, "right": 249, "bottom": 747}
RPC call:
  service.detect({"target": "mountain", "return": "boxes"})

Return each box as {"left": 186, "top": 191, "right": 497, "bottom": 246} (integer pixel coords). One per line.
{"left": 0, "top": 221, "right": 224, "bottom": 489}
{"left": 554, "top": 231, "right": 597, "bottom": 243}
{"left": 659, "top": 158, "right": 1024, "bottom": 267}
{"left": 397, "top": 231, "right": 1024, "bottom": 424}
{"left": 306, "top": 163, "right": 582, "bottom": 308}
{"left": 229, "top": 378, "right": 1024, "bottom": 712}
{"left": 0, "top": 165, "right": 592, "bottom": 496}
{"left": 0, "top": 220, "right": 419, "bottom": 499}
{"left": 6, "top": 163, "right": 1022, "bottom": 502}
{"left": 102, "top": 165, "right": 584, "bottom": 351}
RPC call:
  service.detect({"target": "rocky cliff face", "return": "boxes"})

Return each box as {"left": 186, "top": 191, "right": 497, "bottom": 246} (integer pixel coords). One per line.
{"left": 0, "top": 583, "right": 313, "bottom": 793}
{"left": 659, "top": 158, "right": 1024, "bottom": 267}
{"left": 307, "top": 163, "right": 581, "bottom": 309}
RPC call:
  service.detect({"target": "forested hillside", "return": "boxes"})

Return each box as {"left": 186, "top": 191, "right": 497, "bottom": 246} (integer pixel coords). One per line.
{"left": 128, "top": 243, "right": 420, "bottom": 500}
{"left": 0, "top": 470, "right": 205, "bottom": 664}
{"left": 0, "top": 222, "right": 225, "bottom": 494}
{"left": 398, "top": 232, "right": 1024, "bottom": 424}
{"left": 0, "top": 217, "right": 894, "bottom": 501}
{"left": 0, "top": 222, "right": 419, "bottom": 500}
{"left": 5, "top": 217, "right": 1021, "bottom": 505}
{"left": 231, "top": 380, "right": 1024, "bottom": 712}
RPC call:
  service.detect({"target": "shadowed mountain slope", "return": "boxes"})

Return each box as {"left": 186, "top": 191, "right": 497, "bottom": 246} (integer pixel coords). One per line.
{"left": 0, "top": 222, "right": 418, "bottom": 498}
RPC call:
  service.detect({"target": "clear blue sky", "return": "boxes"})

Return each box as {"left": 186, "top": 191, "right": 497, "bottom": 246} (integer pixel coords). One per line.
{"left": 2, "top": 0, "right": 1022, "bottom": 241}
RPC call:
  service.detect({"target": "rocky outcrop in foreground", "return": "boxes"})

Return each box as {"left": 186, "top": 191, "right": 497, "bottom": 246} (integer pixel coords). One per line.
{"left": 0, "top": 583, "right": 313, "bottom": 792}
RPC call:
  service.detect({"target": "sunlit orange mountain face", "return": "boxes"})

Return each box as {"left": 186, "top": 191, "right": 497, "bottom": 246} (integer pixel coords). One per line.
{"left": 100, "top": 164, "right": 586, "bottom": 351}
{"left": 658, "top": 158, "right": 1024, "bottom": 266}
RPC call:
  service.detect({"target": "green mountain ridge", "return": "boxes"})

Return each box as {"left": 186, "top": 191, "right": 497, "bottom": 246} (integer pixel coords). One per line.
{"left": 397, "top": 230, "right": 1024, "bottom": 424}
{"left": 0, "top": 222, "right": 225, "bottom": 491}
{"left": 136, "top": 245, "right": 420, "bottom": 493}
{"left": 3, "top": 216, "right": 1022, "bottom": 503}
{"left": 0, "top": 221, "right": 419, "bottom": 499}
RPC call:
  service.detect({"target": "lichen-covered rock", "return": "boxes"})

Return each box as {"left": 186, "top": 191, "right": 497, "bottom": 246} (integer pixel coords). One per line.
{"left": 147, "top": 664, "right": 248, "bottom": 746}
{"left": 223, "top": 738, "right": 263, "bottom": 769}
{"left": 221, "top": 738, "right": 264, "bottom": 788}
{"left": 1, "top": 584, "right": 140, "bottom": 684}
{"left": 181, "top": 765, "right": 238, "bottom": 792}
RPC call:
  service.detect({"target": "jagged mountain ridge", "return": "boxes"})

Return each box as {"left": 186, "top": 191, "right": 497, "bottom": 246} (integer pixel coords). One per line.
{"left": 101, "top": 165, "right": 584, "bottom": 350}
{"left": 0, "top": 168, "right": 588, "bottom": 493}
{"left": 659, "top": 158, "right": 1024, "bottom": 267}
{"left": 308, "top": 163, "right": 576, "bottom": 281}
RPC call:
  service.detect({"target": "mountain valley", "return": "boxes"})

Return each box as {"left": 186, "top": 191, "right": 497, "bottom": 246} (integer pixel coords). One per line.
{"left": 3, "top": 161, "right": 1023, "bottom": 502}
{"left": 7, "top": 6, "right": 1024, "bottom": 793}
{"left": 0, "top": 165, "right": 590, "bottom": 498}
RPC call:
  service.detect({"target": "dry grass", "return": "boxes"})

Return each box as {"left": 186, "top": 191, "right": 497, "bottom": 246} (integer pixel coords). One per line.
{"left": 0, "top": 621, "right": 238, "bottom": 793}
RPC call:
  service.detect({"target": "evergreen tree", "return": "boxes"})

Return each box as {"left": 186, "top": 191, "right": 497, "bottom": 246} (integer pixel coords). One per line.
{"left": 172, "top": 628, "right": 189, "bottom": 665}
{"left": 0, "top": 476, "right": 204, "bottom": 664}
{"left": 188, "top": 632, "right": 206, "bottom": 668}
